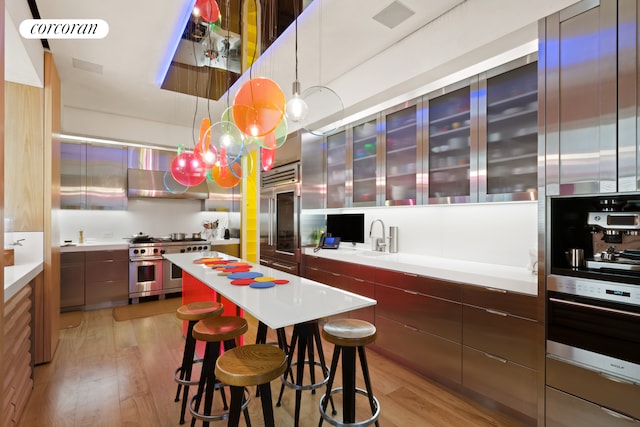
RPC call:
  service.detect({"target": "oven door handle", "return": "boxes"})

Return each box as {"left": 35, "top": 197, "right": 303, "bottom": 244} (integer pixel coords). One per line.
{"left": 549, "top": 297, "right": 640, "bottom": 319}
{"left": 130, "top": 257, "right": 164, "bottom": 262}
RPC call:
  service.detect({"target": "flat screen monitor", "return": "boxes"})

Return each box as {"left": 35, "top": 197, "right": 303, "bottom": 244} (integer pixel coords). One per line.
{"left": 326, "top": 213, "right": 365, "bottom": 244}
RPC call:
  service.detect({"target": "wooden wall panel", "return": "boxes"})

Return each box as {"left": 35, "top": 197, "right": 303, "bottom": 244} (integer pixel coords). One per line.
{"left": 42, "top": 51, "right": 61, "bottom": 362}
{"left": 2, "top": 285, "right": 33, "bottom": 427}
{"left": 1, "top": 1, "right": 6, "bottom": 424}
{"left": 4, "top": 82, "right": 44, "bottom": 232}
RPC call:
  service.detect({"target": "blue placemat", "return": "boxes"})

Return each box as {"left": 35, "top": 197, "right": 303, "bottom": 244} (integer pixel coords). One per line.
{"left": 228, "top": 271, "right": 264, "bottom": 280}
{"left": 249, "top": 281, "right": 275, "bottom": 289}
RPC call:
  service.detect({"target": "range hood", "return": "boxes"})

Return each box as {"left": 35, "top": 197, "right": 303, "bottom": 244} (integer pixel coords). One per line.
{"left": 127, "top": 169, "right": 209, "bottom": 200}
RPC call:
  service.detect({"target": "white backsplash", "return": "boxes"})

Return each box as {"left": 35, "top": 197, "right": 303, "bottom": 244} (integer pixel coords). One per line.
{"left": 4, "top": 231, "right": 44, "bottom": 264}
{"left": 309, "top": 201, "right": 538, "bottom": 269}
{"left": 58, "top": 198, "right": 234, "bottom": 243}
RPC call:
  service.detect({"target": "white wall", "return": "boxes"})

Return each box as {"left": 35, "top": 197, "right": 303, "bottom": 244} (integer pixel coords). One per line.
{"left": 305, "top": 201, "right": 538, "bottom": 269}
{"left": 58, "top": 198, "right": 234, "bottom": 243}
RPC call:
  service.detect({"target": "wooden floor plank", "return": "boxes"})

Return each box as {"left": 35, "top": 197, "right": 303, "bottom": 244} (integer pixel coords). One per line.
{"left": 19, "top": 307, "right": 525, "bottom": 427}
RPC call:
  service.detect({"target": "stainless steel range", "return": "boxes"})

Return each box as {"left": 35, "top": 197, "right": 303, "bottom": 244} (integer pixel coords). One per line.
{"left": 128, "top": 238, "right": 211, "bottom": 303}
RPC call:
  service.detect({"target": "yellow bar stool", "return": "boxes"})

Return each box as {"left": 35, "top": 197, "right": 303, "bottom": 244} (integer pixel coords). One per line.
{"left": 215, "top": 344, "right": 287, "bottom": 427}
{"left": 189, "top": 316, "right": 248, "bottom": 427}
{"left": 319, "top": 319, "right": 380, "bottom": 427}
{"left": 174, "top": 301, "right": 224, "bottom": 425}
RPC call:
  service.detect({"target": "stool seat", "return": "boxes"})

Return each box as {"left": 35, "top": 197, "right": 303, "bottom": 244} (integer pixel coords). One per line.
{"left": 177, "top": 301, "right": 224, "bottom": 321}
{"left": 322, "top": 318, "right": 377, "bottom": 347}
{"left": 192, "top": 316, "right": 248, "bottom": 343}
{"left": 216, "top": 344, "right": 288, "bottom": 427}
{"left": 215, "top": 344, "right": 287, "bottom": 387}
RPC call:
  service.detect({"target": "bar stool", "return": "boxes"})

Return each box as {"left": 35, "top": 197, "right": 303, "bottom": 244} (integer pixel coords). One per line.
{"left": 276, "top": 320, "right": 334, "bottom": 427}
{"left": 319, "top": 319, "right": 380, "bottom": 427}
{"left": 174, "top": 301, "right": 224, "bottom": 425}
{"left": 189, "top": 316, "right": 248, "bottom": 427}
{"left": 215, "top": 344, "right": 287, "bottom": 427}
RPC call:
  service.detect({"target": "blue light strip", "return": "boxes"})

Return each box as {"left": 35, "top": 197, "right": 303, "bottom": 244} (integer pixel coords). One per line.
{"left": 155, "top": 0, "right": 197, "bottom": 86}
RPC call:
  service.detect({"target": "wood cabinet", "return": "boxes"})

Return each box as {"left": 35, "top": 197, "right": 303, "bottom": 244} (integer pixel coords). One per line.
{"left": 84, "top": 250, "right": 128, "bottom": 309}
{"left": 303, "top": 253, "right": 540, "bottom": 420}
{"left": 60, "top": 252, "right": 85, "bottom": 310}
{"left": 3, "top": 285, "right": 33, "bottom": 427}
{"left": 461, "top": 286, "right": 539, "bottom": 420}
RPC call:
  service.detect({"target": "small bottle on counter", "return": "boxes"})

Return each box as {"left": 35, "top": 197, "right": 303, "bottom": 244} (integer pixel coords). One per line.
{"left": 79, "top": 230, "right": 84, "bottom": 244}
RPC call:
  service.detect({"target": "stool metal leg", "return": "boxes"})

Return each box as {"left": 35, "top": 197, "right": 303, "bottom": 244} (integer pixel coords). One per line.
{"left": 227, "top": 386, "right": 244, "bottom": 427}
{"left": 342, "top": 346, "right": 357, "bottom": 424}
{"left": 318, "top": 345, "right": 341, "bottom": 427}
{"left": 258, "top": 383, "right": 276, "bottom": 427}
{"left": 177, "top": 320, "right": 198, "bottom": 424}
{"left": 358, "top": 346, "right": 380, "bottom": 427}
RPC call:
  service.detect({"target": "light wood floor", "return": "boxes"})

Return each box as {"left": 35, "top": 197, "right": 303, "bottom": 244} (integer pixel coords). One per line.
{"left": 20, "top": 306, "right": 524, "bottom": 427}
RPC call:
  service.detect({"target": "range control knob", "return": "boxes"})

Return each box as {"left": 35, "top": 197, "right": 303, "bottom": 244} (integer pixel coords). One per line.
{"left": 160, "top": 249, "right": 166, "bottom": 254}
{"left": 140, "top": 249, "right": 146, "bottom": 254}
{"left": 186, "top": 247, "right": 192, "bottom": 251}
{"left": 153, "top": 248, "right": 158, "bottom": 254}
{"left": 180, "top": 249, "right": 186, "bottom": 253}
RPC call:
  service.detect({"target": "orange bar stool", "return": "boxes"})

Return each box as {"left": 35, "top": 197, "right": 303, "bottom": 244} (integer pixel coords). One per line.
{"left": 189, "top": 316, "right": 248, "bottom": 427}
{"left": 319, "top": 319, "right": 380, "bottom": 427}
{"left": 174, "top": 301, "right": 224, "bottom": 425}
{"left": 276, "top": 320, "right": 334, "bottom": 427}
{"left": 215, "top": 344, "right": 287, "bottom": 427}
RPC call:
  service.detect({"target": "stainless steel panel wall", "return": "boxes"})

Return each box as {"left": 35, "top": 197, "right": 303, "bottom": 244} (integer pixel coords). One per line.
{"left": 300, "top": 131, "right": 325, "bottom": 209}
{"left": 60, "top": 142, "right": 86, "bottom": 209}
{"left": 86, "top": 145, "right": 127, "bottom": 210}
{"left": 544, "top": 0, "right": 617, "bottom": 195}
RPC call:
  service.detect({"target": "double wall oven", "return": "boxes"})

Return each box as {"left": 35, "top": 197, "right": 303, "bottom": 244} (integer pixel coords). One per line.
{"left": 546, "top": 196, "right": 640, "bottom": 424}
{"left": 129, "top": 238, "right": 211, "bottom": 303}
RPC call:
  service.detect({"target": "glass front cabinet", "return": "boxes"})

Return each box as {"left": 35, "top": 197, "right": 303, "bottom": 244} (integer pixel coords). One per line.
{"left": 479, "top": 56, "right": 538, "bottom": 202}
{"left": 317, "top": 55, "right": 538, "bottom": 208}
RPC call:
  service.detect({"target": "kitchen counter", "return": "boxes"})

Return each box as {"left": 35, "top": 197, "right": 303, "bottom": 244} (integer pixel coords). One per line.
{"left": 60, "top": 238, "right": 240, "bottom": 253}
{"left": 303, "top": 247, "right": 537, "bottom": 295}
{"left": 5, "top": 261, "right": 43, "bottom": 302}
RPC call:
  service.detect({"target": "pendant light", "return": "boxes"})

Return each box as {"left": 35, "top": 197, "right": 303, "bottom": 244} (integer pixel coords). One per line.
{"left": 284, "top": 2, "right": 308, "bottom": 123}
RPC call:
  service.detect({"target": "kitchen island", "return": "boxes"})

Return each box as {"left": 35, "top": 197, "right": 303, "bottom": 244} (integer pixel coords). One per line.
{"left": 164, "top": 251, "right": 377, "bottom": 330}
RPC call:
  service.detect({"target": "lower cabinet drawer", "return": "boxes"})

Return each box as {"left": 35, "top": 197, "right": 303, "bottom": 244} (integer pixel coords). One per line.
{"left": 546, "top": 356, "right": 640, "bottom": 420}
{"left": 462, "top": 346, "right": 536, "bottom": 419}
{"left": 546, "top": 387, "right": 639, "bottom": 427}
{"left": 376, "top": 315, "right": 461, "bottom": 384}
{"left": 85, "top": 280, "right": 128, "bottom": 306}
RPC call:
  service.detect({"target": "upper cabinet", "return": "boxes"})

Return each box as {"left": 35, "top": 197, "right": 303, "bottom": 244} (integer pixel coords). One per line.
{"left": 60, "top": 141, "right": 127, "bottom": 210}
{"left": 302, "top": 54, "right": 539, "bottom": 208}
{"left": 479, "top": 58, "right": 538, "bottom": 202}
{"left": 352, "top": 117, "right": 379, "bottom": 206}
{"left": 385, "top": 102, "right": 420, "bottom": 206}
{"left": 426, "top": 82, "right": 474, "bottom": 204}
{"left": 540, "top": 0, "right": 618, "bottom": 195}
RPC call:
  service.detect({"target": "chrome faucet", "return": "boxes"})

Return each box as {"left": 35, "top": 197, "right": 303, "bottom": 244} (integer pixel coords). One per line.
{"left": 369, "top": 219, "right": 386, "bottom": 252}
{"left": 9, "top": 239, "right": 25, "bottom": 246}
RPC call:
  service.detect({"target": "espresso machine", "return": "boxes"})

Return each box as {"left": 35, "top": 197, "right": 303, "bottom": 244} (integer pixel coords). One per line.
{"left": 587, "top": 209, "right": 640, "bottom": 271}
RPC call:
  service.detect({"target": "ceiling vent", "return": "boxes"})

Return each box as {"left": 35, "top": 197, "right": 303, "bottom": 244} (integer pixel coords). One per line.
{"left": 372, "top": 1, "right": 415, "bottom": 29}
{"left": 72, "top": 58, "right": 103, "bottom": 74}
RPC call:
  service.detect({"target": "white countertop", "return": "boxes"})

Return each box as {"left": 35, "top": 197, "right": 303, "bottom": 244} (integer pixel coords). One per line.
{"left": 303, "top": 247, "right": 538, "bottom": 295}
{"left": 5, "top": 261, "right": 43, "bottom": 302}
{"left": 60, "top": 238, "right": 240, "bottom": 253}
{"left": 165, "top": 252, "right": 376, "bottom": 330}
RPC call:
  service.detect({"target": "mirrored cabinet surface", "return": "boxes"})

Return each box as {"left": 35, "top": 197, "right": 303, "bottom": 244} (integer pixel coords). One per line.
{"left": 481, "top": 59, "right": 538, "bottom": 201}
{"left": 385, "top": 104, "right": 419, "bottom": 205}
{"left": 326, "top": 130, "right": 347, "bottom": 208}
{"left": 427, "top": 85, "right": 472, "bottom": 202}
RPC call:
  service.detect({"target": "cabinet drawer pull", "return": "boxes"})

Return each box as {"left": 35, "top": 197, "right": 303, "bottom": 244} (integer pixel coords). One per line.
{"left": 331, "top": 272, "right": 341, "bottom": 277}
{"left": 483, "top": 352, "right": 507, "bottom": 363}
{"left": 598, "top": 371, "right": 636, "bottom": 386}
{"left": 599, "top": 406, "right": 635, "bottom": 421}
{"left": 272, "top": 262, "right": 295, "bottom": 271}
{"left": 485, "top": 287, "right": 507, "bottom": 293}
{"left": 403, "top": 290, "right": 419, "bottom": 295}
{"left": 403, "top": 324, "right": 418, "bottom": 332}
{"left": 260, "top": 259, "right": 272, "bottom": 265}
{"left": 485, "top": 308, "right": 508, "bottom": 317}
{"left": 353, "top": 278, "right": 365, "bottom": 282}
{"left": 403, "top": 272, "right": 418, "bottom": 277}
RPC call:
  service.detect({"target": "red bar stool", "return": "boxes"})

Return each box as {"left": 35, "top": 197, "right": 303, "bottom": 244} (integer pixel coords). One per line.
{"left": 174, "top": 301, "right": 224, "bottom": 425}
{"left": 215, "top": 344, "right": 288, "bottom": 427}
{"left": 319, "top": 319, "right": 380, "bottom": 427}
{"left": 189, "top": 316, "right": 248, "bottom": 427}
